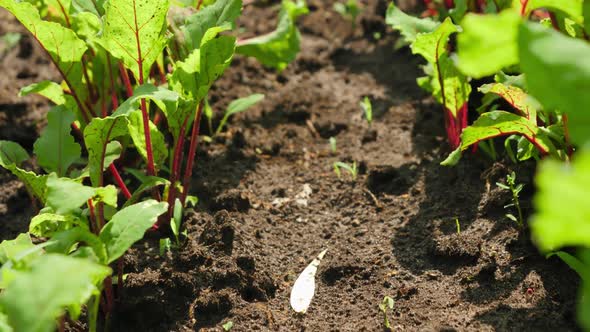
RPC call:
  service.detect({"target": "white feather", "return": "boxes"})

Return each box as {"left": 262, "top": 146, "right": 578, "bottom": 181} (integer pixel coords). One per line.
{"left": 290, "top": 249, "right": 328, "bottom": 314}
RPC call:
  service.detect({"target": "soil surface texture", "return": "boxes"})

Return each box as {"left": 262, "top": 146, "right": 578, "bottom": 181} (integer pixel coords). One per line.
{"left": 0, "top": 1, "right": 580, "bottom": 331}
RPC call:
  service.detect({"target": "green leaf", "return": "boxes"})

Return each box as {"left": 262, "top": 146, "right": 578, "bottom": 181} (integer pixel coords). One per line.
{"left": 46, "top": 228, "right": 107, "bottom": 263}
{"left": 127, "top": 110, "right": 168, "bottom": 169}
{"left": 29, "top": 213, "right": 87, "bottom": 238}
{"left": 519, "top": 22, "right": 590, "bottom": 145}
{"left": 123, "top": 176, "right": 169, "bottom": 207}
{"left": 459, "top": 111, "right": 555, "bottom": 154}
{"left": 547, "top": 251, "right": 588, "bottom": 280}
{"left": 385, "top": 2, "right": 438, "bottom": 44}
{"left": 46, "top": 174, "right": 95, "bottom": 214}
{"left": 412, "top": 18, "right": 471, "bottom": 117}
{"left": 0, "top": 234, "right": 38, "bottom": 265}
{"left": 99, "top": 200, "right": 167, "bottom": 263}
{"left": 0, "top": 0, "right": 88, "bottom": 106}
{"left": 100, "top": 0, "right": 169, "bottom": 80}
{"left": 19, "top": 81, "right": 66, "bottom": 105}
{"left": 440, "top": 146, "right": 462, "bottom": 166}
{"left": 0, "top": 141, "right": 28, "bottom": 166}
{"left": 179, "top": 0, "right": 242, "bottom": 53}
{"left": 0, "top": 254, "right": 111, "bottom": 332}
{"left": 457, "top": 11, "right": 520, "bottom": 78}
{"left": 0, "top": 141, "right": 48, "bottom": 203}
{"left": 531, "top": 149, "right": 590, "bottom": 251}
{"left": 478, "top": 83, "right": 537, "bottom": 122}
{"left": 236, "top": 0, "right": 308, "bottom": 70}
{"left": 217, "top": 94, "right": 265, "bottom": 134}
{"left": 522, "top": 0, "right": 583, "bottom": 24}
{"left": 113, "top": 84, "right": 180, "bottom": 117}
{"left": 84, "top": 115, "right": 129, "bottom": 187}
{"left": 34, "top": 106, "right": 81, "bottom": 177}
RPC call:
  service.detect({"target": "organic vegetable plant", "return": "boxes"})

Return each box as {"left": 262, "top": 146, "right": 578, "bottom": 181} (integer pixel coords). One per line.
{"left": 0, "top": 0, "right": 308, "bottom": 330}
{"left": 387, "top": 0, "right": 590, "bottom": 329}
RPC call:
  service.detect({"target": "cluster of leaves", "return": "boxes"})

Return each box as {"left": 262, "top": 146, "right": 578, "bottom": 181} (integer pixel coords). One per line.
{"left": 387, "top": 0, "right": 590, "bottom": 329}
{"left": 0, "top": 0, "right": 308, "bottom": 330}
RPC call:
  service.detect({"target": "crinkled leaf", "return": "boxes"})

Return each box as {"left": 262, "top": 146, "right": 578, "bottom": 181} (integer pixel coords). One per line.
{"left": 412, "top": 18, "right": 471, "bottom": 117}
{"left": 236, "top": 0, "right": 308, "bottom": 70}
{"left": 531, "top": 150, "right": 590, "bottom": 251}
{"left": 179, "top": 0, "right": 242, "bottom": 53}
{"left": 519, "top": 22, "right": 590, "bottom": 145}
{"left": 478, "top": 83, "right": 537, "bottom": 122}
{"left": 127, "top": 110, "right": 168, "bottom": 169}
{"left": 385, "top": 2, "right": 438, "bottom": 44}
{"left": 34, "top": 106, "right": 81, "bottom": 176}
{"left": 29, "top": 213, "right": 87, "bottom": 238}
{"left": 84, "top": 115, "right": 129, "bottom": 186}
{"left": 457, "top": 11, "right": 520, "bottom": 78}
{"left": 459, "top": 111, "right": 555, "bottom": 154}
{"left": 100, "top": 0, "right": 169, "bottom": 80}
{"left": 99, "top": 200, "right": 167, "bottom": 263}
{"left": 0, "top": 254, "right": 111, "bottom": 332}
{"left": 0, "top": 0, "right": 88, "bottom": 105}
{"left": 46, "top": 174, "right": 95, "bottom": 214}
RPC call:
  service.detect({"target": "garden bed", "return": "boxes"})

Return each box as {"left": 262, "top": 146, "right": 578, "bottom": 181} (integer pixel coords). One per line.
{"left": 0, "top": 0, "right": 579, "bottom": 331}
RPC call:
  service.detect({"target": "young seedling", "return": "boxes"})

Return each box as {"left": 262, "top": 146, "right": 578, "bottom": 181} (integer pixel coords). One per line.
{"left": 222, "top": 321, "right": 234, "bottom": 331}
{"left": 333, "top": 0, "right": 362, "bottom": 29}
{"left": 379, "top": 295, "right": 395, "bottom": 331}
{"left": 214, "top": 94, "right": 265, "bottom": 135}
{"left": 334, "top": 161, "right": 358, "bottom": 180}
{"left": 496, "top": 171, "right": 524, "bottom": 228}
{"left": 360, "top": 96, "right": 373, "bottom": 127}
{"left": 455, "top": 217, "right": 461, "bottom": 234}
{"left": 329, "top": 136, "right": 337, "bottom": 155}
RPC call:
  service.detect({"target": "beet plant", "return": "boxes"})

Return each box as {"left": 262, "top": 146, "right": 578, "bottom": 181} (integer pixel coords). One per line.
{"left": 387, "top": 0, "right": 590, "bottom": 328}
{"left": 0, "top": 0, "right": 308, "bottom": 329}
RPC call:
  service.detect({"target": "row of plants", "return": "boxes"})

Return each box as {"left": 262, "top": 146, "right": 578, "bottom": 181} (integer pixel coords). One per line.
{"left": 387, "top": 0, "right": 590, "bottom": 329}
{"left": 0, "top": 0, "right": 308, "bottom": 330}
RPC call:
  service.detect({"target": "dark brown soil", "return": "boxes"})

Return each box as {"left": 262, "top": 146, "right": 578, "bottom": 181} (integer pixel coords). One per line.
{"left": 0, "top": 1, "right": 580, "bottom": 331}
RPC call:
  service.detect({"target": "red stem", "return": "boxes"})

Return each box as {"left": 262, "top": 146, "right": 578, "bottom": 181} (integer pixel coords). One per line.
{"left": 520, "top": 0, "right": 529, "bottom": 16}
{"left": 181, "top": 102, "right": 204, "bottom": 204}
{"left": 549, "top": 11, "right": 560, "bottom": 31}
{"left": 163, "top": 115, "right": 190, "bottom": 226}
{"left": 118, "top": 63, "right": 134, "bottom": 98}
{"left": 109, "top": 164, "right": 132, "bottom": 199}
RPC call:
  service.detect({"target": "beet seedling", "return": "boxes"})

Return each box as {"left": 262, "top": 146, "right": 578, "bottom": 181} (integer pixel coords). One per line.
{"left": 334, "top": 161, "right": 358, "bottom": 180}
{"left": 333, "top": 0, "right": 362, "bottom": 29}
{"left": 360, "top": 96, "right": 372, "bottom": 127}
{"left": 379, "top": 295, "right": 395, "bottom": 331}
{"left": 496, "top": 171, "right": 524, "bottom": 228}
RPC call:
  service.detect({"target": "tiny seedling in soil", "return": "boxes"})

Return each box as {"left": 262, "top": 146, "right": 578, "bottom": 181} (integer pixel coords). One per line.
{"left": 329, "top": 136, "right": 337, "bottom": 154}
{"left": 214, "top": 94, "right": 265, "bottom": 135}
{"left": 334, "top": 161, "right": 357, "bottom": 180}
{"left": 496, "top": 172, "right": 524, "bottom": 228}
{"left": 333, "top": 0, "right": 361, "bottom": 28}
{"left": 222, "top": 321, "right": 234, "bottom": 331}
{"left": 360, "top": 96, "right": 373, "bottom": 127}
{"left": 379, "top": 295, "right": 395, "bottom": 331}
{"left": 455, "top": 217, "right": 461, "bottom": 234}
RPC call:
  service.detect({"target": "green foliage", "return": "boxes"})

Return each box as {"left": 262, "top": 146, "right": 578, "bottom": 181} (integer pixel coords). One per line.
{"left": 334, "top": 161, "right": 357, "bottom": 180}
{"left": 216, "top": 94, "right": 265, "bottom": 135}
{"left": 236, "top": 0, "right": 309, "bottom": 70}
{"left": 99, "top": 200, "right": 167, "bottom": 263}
{"left": 379, "top": 296, "right": 395, "bottom": 330}
{"left": 457, "top": 11, "right": 520, "bottom": 78}
{"left": 385, "top": 3, "right": 438, "bottom": 44}
{"left": 0, "top": 254, "right": 111, "bottom": 332}
{"left": 496, "top": 171, "right": 525, "bottom": 227}
{"left": 360, "top": 96, "right": 372, "bottom": 127}
{"left": 333, "top": 0, "right": 361, "bottom": 26}
{"left": 99, "top": 0, "right": 168, "bottom": 80}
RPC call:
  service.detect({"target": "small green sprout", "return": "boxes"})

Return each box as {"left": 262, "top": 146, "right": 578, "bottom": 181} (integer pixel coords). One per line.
{"left": 333, "top": 0, "right": 361, "bottom": 28}
{"left": 455, "top": 217, "right": 461, "bottom": 234}
{"left": 334, "top": 161, "right": 357, "bottom": 180}
{"left": 496, "top": 171, "right": 524, "bottom": 227}
{"left": 215, "top": 94, "right": 265, "bottom": 135}
{"left": 222, "top": 321, "right": 234, "bottom": 331}
{"left": 360, "top": 96, "right": 373, "bottom": 127}
{"left": 379, "top": 295, "right": 395, "bottom": 330}
{"left": 329, "top": 137, "right": 337, "bottom": 154}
